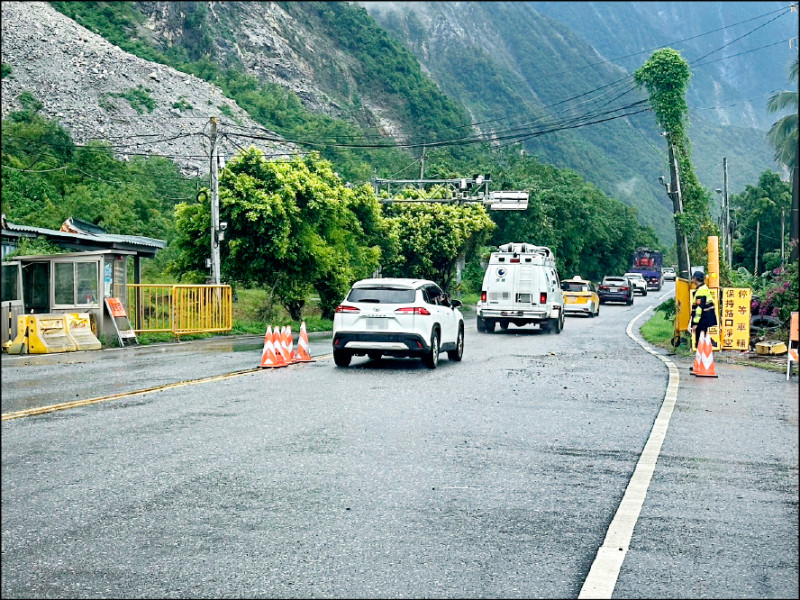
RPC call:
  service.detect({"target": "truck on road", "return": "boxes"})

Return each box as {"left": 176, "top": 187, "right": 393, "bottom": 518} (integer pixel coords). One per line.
{"left": 630, "top": 247, "right": 663, "bottom": 291}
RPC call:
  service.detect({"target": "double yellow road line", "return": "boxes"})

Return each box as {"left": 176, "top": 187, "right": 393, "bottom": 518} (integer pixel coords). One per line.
{"left": 2, "top": 353, "right": 332, "bottom": 422}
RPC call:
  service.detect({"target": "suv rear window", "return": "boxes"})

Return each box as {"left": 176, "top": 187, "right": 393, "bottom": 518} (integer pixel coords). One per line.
{"left": 347, "top": 287, "right": 417, "bottom": 304}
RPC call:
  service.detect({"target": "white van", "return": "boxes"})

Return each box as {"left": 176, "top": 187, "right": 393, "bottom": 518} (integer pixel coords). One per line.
{"left": 476, "top": 243, "right": 565, "bottom": 333}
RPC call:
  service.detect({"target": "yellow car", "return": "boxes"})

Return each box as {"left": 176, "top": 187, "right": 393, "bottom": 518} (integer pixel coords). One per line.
{"left": 561, "top": 276, "right": 600, "bottom": 318}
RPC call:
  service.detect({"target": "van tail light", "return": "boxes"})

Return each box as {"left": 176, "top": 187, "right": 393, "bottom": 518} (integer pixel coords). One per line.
{"left": 509, "top": 258, "right": 520, "bottom": 263}
{"left": 481, "top": 291, "right": 487, "bottom": 303}
{"left": 334, "top": 304, "right": 360, "bottom": 314}
{"left": 395, "top": 307, "right": 431, "bottom": 315}
{"left": 540, "top": 292, "right": 547, "bottom": 304}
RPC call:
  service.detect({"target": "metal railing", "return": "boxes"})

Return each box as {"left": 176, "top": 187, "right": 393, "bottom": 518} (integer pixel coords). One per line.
{"left": 125, "top": 284, "right": 233, "bottom": 335}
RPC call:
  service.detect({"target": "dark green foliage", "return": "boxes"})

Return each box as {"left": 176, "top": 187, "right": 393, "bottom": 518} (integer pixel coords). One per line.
{"left": 110, "top": 86, "right": 156, "bottom": 114}
{"left": 482, "top": 148, "right": 662, "bottom": 281}
{"left": 729, "top": 170, "right": 792, "bottom": 272}
{"left": 4, "top": 236, "right": 66, "bottom": 259}
{"left": 1, "top": 108, "right": 200, "bottom": 279}
{"left": 1, "top": 63, "right": 12, "bottom": 78}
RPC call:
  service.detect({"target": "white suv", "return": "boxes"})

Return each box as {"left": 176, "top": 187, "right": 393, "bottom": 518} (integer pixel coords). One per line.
{"left": 623, "top": 272, "right": 648, "bottom": 296}
{"left": 332, "top": 278, "right": 464, "bottom": 368}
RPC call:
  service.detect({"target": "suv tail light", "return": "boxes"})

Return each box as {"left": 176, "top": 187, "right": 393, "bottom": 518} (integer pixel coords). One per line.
{"left": 395, "top": 307, "right": 431, "bottom": 315}
{"left": 599, "top": 285, "right": 609, "bottom": 290}
{"left": 620, "top": 286, "right": 630, "bottom": 291}
{"left": 540, "top": 292, "right": 547, "bottom": 304}
{"left": 481, "top": 291, "right": 487, "bottom": 303}
{"left": 334, "top": 304, "right": 360, "bottom": 314}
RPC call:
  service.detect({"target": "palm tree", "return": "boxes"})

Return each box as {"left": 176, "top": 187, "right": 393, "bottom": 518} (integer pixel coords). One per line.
{"left": 767, "top": 56, "right": 798, "bottom": 261}
{"left": 766, "top": 57, "right": 798, "bottom": 171}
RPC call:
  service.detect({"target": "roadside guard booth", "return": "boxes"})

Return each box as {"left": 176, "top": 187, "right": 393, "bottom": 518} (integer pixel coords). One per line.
{"left": 2, "top": 250, "right": 133, "bottom": 351}
{"left": 2, "top": 216, "right": 166, "bottom": 352}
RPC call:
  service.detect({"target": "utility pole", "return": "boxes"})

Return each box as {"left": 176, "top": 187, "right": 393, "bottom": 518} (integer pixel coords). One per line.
{"left": 209, "top": 117, "right": 221, "bottom": 285}
{"left": 782, "top": 208, "right": 785, "bottom": 264}
{"left": 667, "top": 141, "right": 691, "bottom": 280}
{"left": 723, "top": 157, "right": 731, "bottom": 264}
{"left": 420, "top": 147, "right": 425, "bottom": 179}
{"left": 791, "top": 164, "right": 799, "bottom": 262}
{"left": 754, "top": 219, "right": 760, "bottom": 276}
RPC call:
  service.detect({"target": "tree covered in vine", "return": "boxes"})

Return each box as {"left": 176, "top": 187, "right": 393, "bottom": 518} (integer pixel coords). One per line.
{"left": 634, "top": 48, "right": 717, "bottom": 265}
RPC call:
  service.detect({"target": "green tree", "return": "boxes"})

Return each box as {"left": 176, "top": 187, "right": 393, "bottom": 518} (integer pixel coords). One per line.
{"left": 634, "top": 48, "right": 716, "bottom": 267}
{"left": 171, "top": 149, "right": 390, "bottom": 320}
{"left": 381, "top": 202, "right": 495, "bottom": 291}
{"left": 730, "top": 170, "right": 792, "bottom": 273}
{"left": 767, "top": 57, "right": 798, "bottom": 171}
{"left": 767, "top": 56, "right": 799, "bottom": 263}
{"left": 484, "top": 150, "right": 660, "bottom": 281}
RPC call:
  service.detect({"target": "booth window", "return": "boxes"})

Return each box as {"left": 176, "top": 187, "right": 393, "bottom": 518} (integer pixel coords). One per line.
{"left": 2, "top": 263, "right": 21, "bottom": 302}
{"left": 55, "top": 261, "right": 99, "bottom": 305}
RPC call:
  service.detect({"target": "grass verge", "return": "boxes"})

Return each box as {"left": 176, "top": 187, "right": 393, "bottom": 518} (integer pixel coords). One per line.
{"left": 640, "top": 302, "right": 791, "bottom": 373}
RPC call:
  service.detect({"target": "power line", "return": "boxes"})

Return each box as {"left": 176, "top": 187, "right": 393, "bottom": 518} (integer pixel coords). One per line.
{"left": 692, "top": 37, "right": 796, "bottom": 68}
{"left": 690, "top": 8, "right": 793, "bottom": 64}
{"left": 504, "top": 3, "right": 795, "bottom": 84}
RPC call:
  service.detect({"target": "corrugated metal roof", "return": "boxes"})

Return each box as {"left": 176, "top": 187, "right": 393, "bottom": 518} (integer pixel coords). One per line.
{"left": 2, "top": 221, "right": 166, "bottom": 249}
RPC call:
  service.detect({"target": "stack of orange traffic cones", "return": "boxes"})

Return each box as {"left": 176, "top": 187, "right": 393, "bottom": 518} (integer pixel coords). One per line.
{"left": 293, "top": 321, "right": 315, "bottom": 362}
{"left": 691, "top": 331, "right": 718, "bottom": 378}
{"left": 260, "top": 326, "right": 286, "bottom": 368}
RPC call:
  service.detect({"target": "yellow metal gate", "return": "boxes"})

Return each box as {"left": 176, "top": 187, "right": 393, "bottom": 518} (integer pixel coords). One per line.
{"left": 125, "top": 284, "right": 232, "bottom": 335}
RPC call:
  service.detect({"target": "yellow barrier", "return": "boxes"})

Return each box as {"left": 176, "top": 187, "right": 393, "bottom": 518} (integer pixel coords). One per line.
{"left": 7, "top": 314, "right": 77, "bottom": 354}
{"left": 66, "top": 312, "right": 102, "bottom": 351}
{"left": 126, "top": 284, "right": 233, "bottom": 336}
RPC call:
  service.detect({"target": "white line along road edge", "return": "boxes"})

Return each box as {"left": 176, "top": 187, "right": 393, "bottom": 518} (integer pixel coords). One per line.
{"left": 579, "top": 290, "right": 679, "bottom": 599}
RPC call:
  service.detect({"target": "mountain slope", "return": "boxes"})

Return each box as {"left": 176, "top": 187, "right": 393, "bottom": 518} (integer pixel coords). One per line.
{"left": 360, "top": 2, "right": 783, "bottom": 239}
{"left": 530, "top": 1, "right": 797, "bottom": 130}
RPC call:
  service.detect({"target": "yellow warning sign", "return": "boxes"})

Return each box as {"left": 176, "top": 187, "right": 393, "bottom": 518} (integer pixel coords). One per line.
{"left": 719, "top": 287, "right": 751, "bottom": 351}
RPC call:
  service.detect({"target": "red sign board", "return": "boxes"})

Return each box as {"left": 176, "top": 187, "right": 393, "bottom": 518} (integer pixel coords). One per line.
{"left": 106, "top": 297, "right": 127, "bottom": 318}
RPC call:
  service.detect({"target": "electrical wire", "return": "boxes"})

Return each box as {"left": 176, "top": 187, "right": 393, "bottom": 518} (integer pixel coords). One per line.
{"left": 504, "top": 3, "right": 795, "bottom": 84}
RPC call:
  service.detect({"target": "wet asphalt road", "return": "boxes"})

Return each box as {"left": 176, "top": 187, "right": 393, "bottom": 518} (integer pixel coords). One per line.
{"left": 2, "top": 285, "right": 797, "bottom": 598}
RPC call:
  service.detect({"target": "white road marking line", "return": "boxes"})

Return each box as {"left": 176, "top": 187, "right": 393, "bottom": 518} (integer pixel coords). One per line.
{"left": 578, "top": 300, "right": 680, "bottom": 599}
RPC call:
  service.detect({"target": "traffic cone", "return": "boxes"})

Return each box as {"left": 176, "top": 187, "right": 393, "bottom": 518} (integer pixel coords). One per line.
{"left": 293, "top": 321, "right": 315, "bottom": 362}
{"left": 284, "top": 325, "right": 295, "bottom": 364}
{"left": 259, "top": 326, "right": 285, "bottom": 368}
{"left": 273, "top": 326, "right": 291, "bottom": 365}
{"left": 691, "top": 331, "right": 718, "bottom": 378}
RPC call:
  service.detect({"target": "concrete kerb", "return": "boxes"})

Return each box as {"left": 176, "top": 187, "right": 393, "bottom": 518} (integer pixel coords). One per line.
{"left": 0, "top": 330, "right": 333, "bottom": 367}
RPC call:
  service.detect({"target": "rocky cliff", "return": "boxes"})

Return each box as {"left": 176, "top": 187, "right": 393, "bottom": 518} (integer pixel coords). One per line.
{"left": 1, "top": 2, "right": 295, "bottom": 175}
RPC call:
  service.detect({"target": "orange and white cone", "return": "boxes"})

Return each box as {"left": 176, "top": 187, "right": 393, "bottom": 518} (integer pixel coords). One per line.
{"left": 691, "top": 331, "right": 718, "bottom": 378}
{"left": 260, "top": 326, "right": 285, "bottom": 368}
{"left": 284, "top": 325, "right": 295, "bottom": 364}
{"left": 293, "top": 321, "right": 315, "bottom": 362}
{"left": 273, "top": 326, "right": 291, "bottom": 365}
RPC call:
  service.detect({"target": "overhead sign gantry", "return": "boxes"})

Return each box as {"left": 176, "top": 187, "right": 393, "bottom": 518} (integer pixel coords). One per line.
{"left": 374, "top": 175, "right": 528, "bottom": 211}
